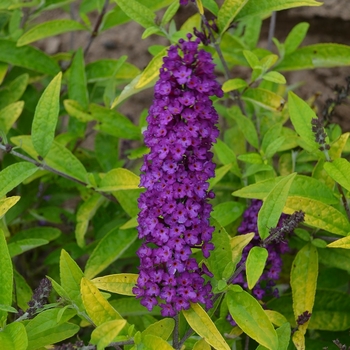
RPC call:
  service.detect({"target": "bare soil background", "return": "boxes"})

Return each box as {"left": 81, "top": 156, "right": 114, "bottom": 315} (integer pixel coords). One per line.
{"left": 36, "top": 1, "right": 350, "bottom": 131}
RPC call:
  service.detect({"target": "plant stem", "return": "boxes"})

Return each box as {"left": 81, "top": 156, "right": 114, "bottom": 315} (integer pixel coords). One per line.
{"left": 0, "top": 143, "right": 117, "bottom": 203}
{"left": 173, "top": 313, "right": 180, "bottom": 349}
{"left": 179, "top": 327, "right": 194, "bottom": 349}
{"left": 84, "top": 0, "right": 110, "bottom": 56}
{"left": 267, "top": 12, "right": 277, "bottom": 51}
{"left": 337, "top": 183, "right": 350, "bottom": 221}
{"left": 196, "top": 9, "right": 246, "bottom": 115}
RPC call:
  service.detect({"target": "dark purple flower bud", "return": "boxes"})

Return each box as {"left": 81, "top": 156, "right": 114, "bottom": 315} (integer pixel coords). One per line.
{"left": 134, "top": 35, "right": 222, "bottom": 316}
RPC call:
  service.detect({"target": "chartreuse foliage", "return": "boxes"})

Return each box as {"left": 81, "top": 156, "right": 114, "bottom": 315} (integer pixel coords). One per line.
{"left": 1, "top": 0, "right": 350, "bottom": 349}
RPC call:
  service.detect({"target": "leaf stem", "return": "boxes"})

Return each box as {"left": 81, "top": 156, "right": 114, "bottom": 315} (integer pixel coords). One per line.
{"left": 173, "top": 312, "right": 180, "bottom": 349}
{"left": 0, "top": 142, "right": 117, "bottom": 203}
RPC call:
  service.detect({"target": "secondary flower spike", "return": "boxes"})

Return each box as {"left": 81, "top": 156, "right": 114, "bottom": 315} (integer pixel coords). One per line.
{"left": 133, "top": 34, "right": 223, "bottom": 317}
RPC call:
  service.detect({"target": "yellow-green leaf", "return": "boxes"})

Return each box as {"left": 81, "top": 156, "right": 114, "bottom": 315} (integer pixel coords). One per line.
{"left": 243, "top": 88, "right": 285, "bottom": 111}
{"left": 227, "top": 289, "right": 278, "bottom": 350}
{"left": 0, "top": 229, "right": 13, "bottom": 327}
{"left": 0, "top": 101, "right": 24, "bottom": 135}
{"left": 284, "top": 196, "right": 350, "bottom": 236}
{"left": 84, "top": 228, "right": 137, "bottom": 279}
{"left": 81, "top": 277, "right": 123, "bottom": 325}
{"left": 11, "top": 136, "right": 87, "bottom": 183}
{"left": 217, "top": 0, "right": 249, "bottom": 34}
{"left": 98, "top": 168, "right": 140, "bottom": 192}
{"left": 117, "top": 0, "right": 156, "bottom": 28}
{"left": 135, "top": 47, "right": 167, "bottom": 89}
{"left": 17, "top": 20, "right": 86, "bottom": 46}
{"left": 291, "top": 244, "right": 318, "bottom": 340}
{"left": 0, "top": 323, "right": 27, "bottom": 350}
{"left": 90, "top": 320, "right": 126, "bottom": 350}
{"left": 264, "top": 310, "right": 288, "bottom": 327}
{"left": 231, "top": 232, "right": 255, "bottom": 269}
{"left": 142, "top": 318, "right": 174, "bottom": 341}
{"left": 327, "top": 236, "right": 350, "bottom": 249}
{"left": 258, "top": 173, "right": 296, "bottom": 239}
{"left": 92, "top": 274, "right": 138, "bottom": 296}
{"left": 246, "top": 247, "right": 268, "bottom": 289}
{"left": 222, "top": 78, "right": 248, "bottom": 92}
{"left": 32, "top": 72, "right": 62, "bottom": 158}
{"left": 60, "top": 249, "right": 84, "bottom": 311}
{"left": 143, "top": 334, "right": 174, "bottom": 350}
{"left": 193, "top": 338, "right": 211, "bottom": 350}
{"left": 75, "top": 194, "right": 106, "bottom": 248}
{"left": 0, "top": 196, "right": 20, "bottom": 218}
{"left": 324, "top": 158, "right": 350, "bottom": 193}
{"left": 182, "top": 303, "right": 230, "bottom": 350}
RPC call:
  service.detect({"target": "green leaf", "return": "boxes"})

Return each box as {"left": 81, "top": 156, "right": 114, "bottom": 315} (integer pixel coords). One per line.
{"left": 290, "top": 244, "right": 318, "bottom": 343}
{"left": 229, "top": 106, "right": 259, "bottom": 149}
{"left": 212, "top": 201, "right": 245, "bottom": 227}
{"left": 9, "top": 227, "right": 61, "bottom": 243}
{"left": 143, "top": 334, "right": 174, "bottom": 350}
{"left": 68, "top": 48, "right": 88, "bottom": 109}
{"left": 207, "top": 219, "right": 233, "bottom": 280}
{"left": 217, "top": 0, "right": 249, "bottom": 34}
{"left": 90, "top": 104, "right": 140, "bottom": 140}
{"left": 182, "top": 303, "right": 230, "bottom": 350}
{"left": 208, "top": 164, "right": 234, "bottom": 190}
{"left": 243, "top": 49, "right": 261, "bottom": 68}
{"left": 75, "top": 194, "right": 106, "bottom": 248}
{"left": 284, "top": 196, "right": 350, "bottom": 236}
{"left": 264, "top": 136, "right": 285, "bottom": 158}
{"left": 284, "top": 22, "right": 309, "bottom": 55}
{"left": 288, "top": 91, "right": 324, "bottom": 153}
{"left": 276, "top": 44, "right": 350, "bottom": 71}
{"left": 86, "top": 59, "right": 140, "bottom": 83}
{"left": 92, "top": 273, "right": 138, "bottom": 296}
{"left": 236, "top": 0, "right": 321, "bottom": 20}
{"left": 262, "top": 71, "right": 286, "bottom": 84}
{"left": 161, "top": 0, "right": 180, "bottom": 25}
{"left": 81, "top": 277, "right": 123, "bottom": 325}
{"left": 222, "top": 78, "right": 248, "bottom": 92}
{"left": 98, "top": 168, "right": 140, "bottom": 192}
{"left": 0, "top": 196, "right": 20, "bottom": 218}
{"left": 26, "top": 308, "right": 78, "bottom": 350}
{"left": 237, "top": 152, "right": 263, "bottom": 164}
{"left": 142, "top": 318, "right": 174, "bottom": 340}
{"left": 117, "top": 0, "right": 155, "bottom": 28}
{"left": 232, "top": 174, "right": 337, "bottom": 204}
{"left": 0, "top": 101, "right": 24, "bottom": 135}
{"left": 135, "top": 47, "right": 167, "bottom": 89}
{"left": 90, "top": 320, "right": 127, "bottom": 350}
{"left": 17, "top": 20, "right": 86, "bottom": 46}
{"left": 258, "top": 173, "right": 296, "bottom": 239}
{"left": 193, "top": 338, "right": 211, "bottom": 350}
{"left": 60, "top": 249, "right": 84, "bottom": 311}
{"left": 324, "top": 158, "right": 350, "bottom": 193}
{"left": 243, "top": 88, "right": 285, "bottom": 111}
{"left": 0, "top": 323, "right": 27, "bottom": 350}
{"left": 113, "top": 189, "right": 142, "bottom": 217}
{"left": 0, "top": 39, "right": 60, "bottom": 75}
{"left": 0, "top": 162, "right": 37, "bottom": 199}
{"left": 0, "top": 229, "right": 12, "bottom": 327}
{"left": 256, "top": 323, "right": 291, "bottom": 350}
{"left": 213, "top": 139, "right": 241, "bottom": 176}
{"left": 11, "top": 136, "right": 87, "bottom": 183}
{"left": 95, "top": 133, "right": 121, "bottom": 171}
{"left": 227, "top": 289, "right": 278, "bottom": 350}
{"left": 202, "top": 0, "right": 219, "bottom": 15}
{"left": 246, "top": 247, "right": 268, "bottom": 290}
{"left": 32, "top": 72, "right": 62, "bottom": 158}
{"left": 13, "top": 270, "right": 32, "bottom": 312}
{"left": 264, "top": 310, "right": 288, "bottom": 327}
{"left": 8, "top": 238, "right": 49, "bottom": 257}
{"left": 85, "top": 228, "right": 137, "bottom": 279}
{"left": 0, "top": 74, "right": 28, "bottom": 110}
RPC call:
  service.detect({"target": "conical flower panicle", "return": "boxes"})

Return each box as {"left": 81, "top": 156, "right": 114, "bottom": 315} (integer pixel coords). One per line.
{"left": 133, "top": 34, "right": 222, "bottom": 317}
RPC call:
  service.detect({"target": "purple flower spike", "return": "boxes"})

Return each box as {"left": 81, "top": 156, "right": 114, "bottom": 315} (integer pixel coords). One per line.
{"left": 133, "top": 36, "right": 222, "bottom": 316}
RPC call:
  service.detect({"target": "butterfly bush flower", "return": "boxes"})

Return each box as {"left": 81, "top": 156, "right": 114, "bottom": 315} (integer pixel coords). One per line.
{"left": 232, "top": 200, "right": 290, "bottom": 299}
{"left": 133, "top": 34, "right": 223, "bottom": 317}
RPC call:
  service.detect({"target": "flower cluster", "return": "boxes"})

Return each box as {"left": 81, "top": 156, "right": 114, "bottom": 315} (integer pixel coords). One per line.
{"left": 133, "top": 34, "right": 222, "bottom": 317}
{"left": 232, "top": 200, "right": 290, "bottom": 300}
